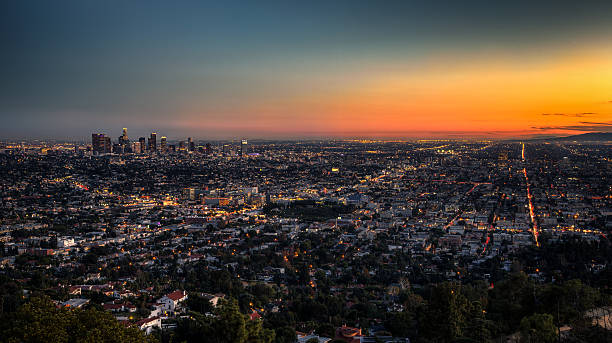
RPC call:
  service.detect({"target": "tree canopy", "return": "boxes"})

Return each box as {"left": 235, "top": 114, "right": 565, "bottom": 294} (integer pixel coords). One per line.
{"left": 0, "top": 296, "right": 156, "bottom": 343}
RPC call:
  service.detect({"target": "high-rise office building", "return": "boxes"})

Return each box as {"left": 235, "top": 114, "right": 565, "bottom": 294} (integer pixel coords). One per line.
{"left": 188, "top": 137, "right": 195, "bottom": 152}
{"left": 240, "top": 139, "right": 248, "bottom": 157}
{"left": 92, "top": 133, "right": 111, "bottom": 154}
{"left": 119, "top": 128, "right": 129, "bottom": 143}
{"left": 132, "top": 141, "right": 142, "bottom": 154}
{"left": 148, "top": 132, "right": 157, "bottom": 152}
{"left": 102, "top": 134, "right": 111, "bottom": 154}
{"left": 139, "top": 137, "right": 146, "bottom": 153}
{"left": 92, "top": 133, "right": 103, "bottom": 154}
{"left": 205, "top": 143, "right": 212, "bottom": 155}
{"left": 161, "top": 136, "right": 167, "bottom": 153}
{"left": 116, "top": 128, "right": 130, "bottom": 153}
{"left": 112, "top": 143, "right": 123, "bottom": 154}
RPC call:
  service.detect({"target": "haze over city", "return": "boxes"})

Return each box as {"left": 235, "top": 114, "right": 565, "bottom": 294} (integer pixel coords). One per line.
{"left": 1, "top": 2, "right": 612, "bottom": 343}
{"left": 2, "top": 1, "right": 612, "bottom": 140}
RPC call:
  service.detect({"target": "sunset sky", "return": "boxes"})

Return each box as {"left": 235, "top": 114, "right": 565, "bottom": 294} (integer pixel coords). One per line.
{"left": 1, "top": 1, "right": 612, "bottom": 140}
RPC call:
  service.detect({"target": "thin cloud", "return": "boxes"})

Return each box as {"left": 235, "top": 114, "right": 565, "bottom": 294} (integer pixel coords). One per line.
{"left": 533, "top": 121, "right": 612, "bottom": 132}
{"left": 579, "top": 121, "right": 611, "bottom": 125}
{"left": 541, "top": 112, "right": 595, "bottom": 117}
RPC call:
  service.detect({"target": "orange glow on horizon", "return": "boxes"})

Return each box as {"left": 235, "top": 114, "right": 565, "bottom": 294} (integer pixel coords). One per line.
{"left": 179, "top": 46, "right": 612, "bottom": 138}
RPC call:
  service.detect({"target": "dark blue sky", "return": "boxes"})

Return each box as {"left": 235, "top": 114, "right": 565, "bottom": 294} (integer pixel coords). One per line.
{"left": 2, "top": 1, "right": 612, "bottom": 139}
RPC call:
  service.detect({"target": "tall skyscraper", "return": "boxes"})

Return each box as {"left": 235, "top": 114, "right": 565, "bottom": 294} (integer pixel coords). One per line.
{"left": 92, "top": 133, "right": 111, "bottom": 154}
{"left": 139, "top": 137, "right": 146, "bottom": 153}
{"left": 149, "top": 132, "right": 157, "bottom": 152}
{"left": 161, "top": 136, "right": 167, "bottom": 153}
{"left": 205, "top": 143, "right": 212, "bottom": 155}
{"left": 132, "top": 141, "right": 142, "bottom": 154}
{"left": 117, "top": 128, "right": 130, "bottom": 153}
{"left": 112, "top": 143, "right": 123, "bottom": 154}
{"left": 188, "top": 137, "right": 195, "bottom": 152}
{"left": 120, "top": 128, "right": 128, "bottom": 143}
{"left": 240, "top": 139, "right": 248, "bottom": 157}
{"left": 103, "top": 135, "right": 111, "bottom": 154}
{"left": 92, "top": 133, "right": 102, "bottom": 154}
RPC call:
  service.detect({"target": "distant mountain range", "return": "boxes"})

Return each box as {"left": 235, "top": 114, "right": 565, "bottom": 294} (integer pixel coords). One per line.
{"left": 530, "top": 132, "right": 612, "bottom": 142}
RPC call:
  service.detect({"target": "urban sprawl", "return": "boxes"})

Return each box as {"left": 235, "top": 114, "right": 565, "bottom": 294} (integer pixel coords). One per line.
{"left": 0, "top": 129, "right": 611, "bottom": 343}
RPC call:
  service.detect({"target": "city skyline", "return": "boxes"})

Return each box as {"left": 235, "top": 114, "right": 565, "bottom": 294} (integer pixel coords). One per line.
{"left": 1, "top": 1, "right": 612, "bottom": 139}
{"left": 1, "top": 138, "right": 610, "bottom": 342}
{"left": 1, "top": 4, "right": 611, "bottom": 340}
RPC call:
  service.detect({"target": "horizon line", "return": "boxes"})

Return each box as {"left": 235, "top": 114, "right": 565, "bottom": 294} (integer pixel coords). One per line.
{"left": 1, "top": 131, "right": 607, "bottom": 143}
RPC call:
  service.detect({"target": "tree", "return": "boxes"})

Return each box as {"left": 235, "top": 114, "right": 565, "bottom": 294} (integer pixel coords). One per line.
{"left": 174, "top": 298, "right": 273, "bottom": 343}
{"left": 463, "top": 301, "right": 492, "bottom": 342}
{"left": 273, "top": 326, "right": 296, "bottom": 343}
{"left": 519, "top": 313, "right": 557, "bottom": 343}
{"left": 384, "top": 311, "right": 413, "bottom": 337}
{"left": 0, "top": 296, "right": 156, "bottom": 343}
{"left": 186, "top": 293, "right": 214, "bottom": 314}
{"left": 422, "top": 282, "right": 470, "bottom": 342}
{"left": 246, "top": 317, "right": 275, "bottom": 343}
{"left": 316, "top": 323, "right": 335, "bottom": 339}
{"left": 487, "top": 272, "right": 535, "bottom": 333}
{"left": 210, "top": 299, "right": 248, "bottom": 343}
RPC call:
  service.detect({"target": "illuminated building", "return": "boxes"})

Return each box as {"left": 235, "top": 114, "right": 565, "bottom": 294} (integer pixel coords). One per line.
{"left": 188, "top": 137, "right": 194, "bottom": 152}
{"left": 132, "top": 141, "right": 142, "bottom": 154}
{"left": 240, "top": 139, "right": 248, "bottom": 157}
{"left": 138, "top": 137, "right": 146, "bottom": 152}
{"left": 92, "top": 133, "right": 111, "bottom": 154}
{"left": 119, "top": 128, "right": 129, "bottom": 145}
{"left": 149, "top": 132, "right": 157, "bottom": 152}
{"left": 161, "top": 136, "right": 167, "bottom": 153}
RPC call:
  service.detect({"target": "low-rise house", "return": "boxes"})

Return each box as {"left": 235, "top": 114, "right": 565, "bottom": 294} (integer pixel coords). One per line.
{"left": 156, "top": 290, "right": 188, "bottom": 315}
{"left": 61, "top": 298, "right": 90, "bottom": 309}
{"left": 136, "top": 316, "right": 161, "bottom": 335}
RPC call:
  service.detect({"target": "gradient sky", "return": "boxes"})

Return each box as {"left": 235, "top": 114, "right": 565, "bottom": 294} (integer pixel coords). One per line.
{"left": 1, "top": 1, "right": 612, "bottom": 140}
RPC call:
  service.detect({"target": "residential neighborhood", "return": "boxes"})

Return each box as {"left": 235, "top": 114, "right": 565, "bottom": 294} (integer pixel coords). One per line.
{"left": 0, "top": 137, "right": 610, "bottom": 342}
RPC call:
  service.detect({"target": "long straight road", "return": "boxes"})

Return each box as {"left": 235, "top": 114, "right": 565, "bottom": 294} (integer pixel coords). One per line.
{"left": 521, "top": 142, "right": 540, "bottom": 247}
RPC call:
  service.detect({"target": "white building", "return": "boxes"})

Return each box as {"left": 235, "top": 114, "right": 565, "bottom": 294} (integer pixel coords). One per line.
{"left": 156, "top": 290, "right": 188, "bottom": 315}
{"left": 136, "top": 316, "right": 161, "bottom": 334}
{"left": 57, "top": 237, "right": 75, "bottom": 248}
